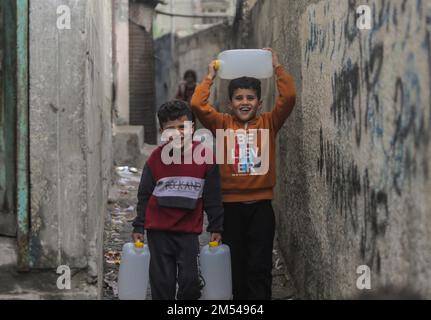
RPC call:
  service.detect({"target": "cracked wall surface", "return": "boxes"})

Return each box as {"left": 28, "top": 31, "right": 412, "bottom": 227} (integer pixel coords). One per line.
{"left": 29, "top": 0, "right": 113, "bottom": 297}
{"left": 239, "top": 0, "right": 431, "bottom": 299}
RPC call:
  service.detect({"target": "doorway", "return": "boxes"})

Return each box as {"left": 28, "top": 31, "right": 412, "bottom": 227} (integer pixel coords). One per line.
{"left": 0, "top": 0, "right": 29, "bottom": 271}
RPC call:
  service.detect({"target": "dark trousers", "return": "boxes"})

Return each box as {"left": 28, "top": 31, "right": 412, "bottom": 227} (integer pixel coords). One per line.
{"left": 146, "top": 230, "right": 201, "bottom": 300}
{"left": 222, "top": 200, "right": 275, "bottom": 300}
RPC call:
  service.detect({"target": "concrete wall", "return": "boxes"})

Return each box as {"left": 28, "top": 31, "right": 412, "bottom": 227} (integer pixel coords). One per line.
{"left": 176, "top": 23, "right": 231, "bottom": 86}
{"left": 301, "top": 0, "right": 430, "bottom": 298}
{"left": 155, "top": 22, "right": 231, "bottom": 116}
{"left": 113, "top": 0, "right": 130, "bottom": 125}
{"left": 154, "top": 33, "right": 173, "bottom": 115}
{"left": 29, "top": 0, "right": 112, "bottom": 295}
{"left": 239, "top": 0, "right": 431, "bottom": 299}
{"left": 84, "top": 0, "right": 113, "bottom": 289}
{"left": 170, "top": 0, "right": 431, "bottom": 299}
{"left": 153, "top": 0, "right": 202, "bottom": 39}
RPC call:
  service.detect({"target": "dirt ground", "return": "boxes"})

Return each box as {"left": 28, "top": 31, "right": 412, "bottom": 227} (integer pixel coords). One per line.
{"left": 103, "top": 167, "right": 296, "bottom": 300}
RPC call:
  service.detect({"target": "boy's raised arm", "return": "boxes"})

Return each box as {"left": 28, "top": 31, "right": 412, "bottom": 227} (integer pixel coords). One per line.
{"left": 263, "top": 48, "right": 297, "bottom": 132}
{"left": 190, "top": 61, "right": 225, "bottom": 133}
{"left": 271, "top": 66, "right": 297, "bottom": 132}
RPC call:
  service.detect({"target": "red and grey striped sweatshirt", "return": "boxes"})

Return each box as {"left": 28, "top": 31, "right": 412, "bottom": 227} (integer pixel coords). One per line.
{"left": 132, "top": 142, "right": 224, "bottom": 234}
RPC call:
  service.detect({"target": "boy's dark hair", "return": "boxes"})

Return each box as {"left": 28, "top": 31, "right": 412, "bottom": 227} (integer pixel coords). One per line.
{"left": 228, "top": 77, "right": 261, "bottom": 101}
{"left": 157, "top": 100, "right": 195, "bottom": 129}
{"left": 183, "top": 70, "right": 197, "bottom": 83}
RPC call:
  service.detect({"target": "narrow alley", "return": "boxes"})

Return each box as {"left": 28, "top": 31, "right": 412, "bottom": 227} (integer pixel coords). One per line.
{"left": 0, "top": 0, "right": 430, "bottom": 302}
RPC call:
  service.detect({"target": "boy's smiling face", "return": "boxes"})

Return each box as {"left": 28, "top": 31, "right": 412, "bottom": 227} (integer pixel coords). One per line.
{"left": 229, "top": 88, "right": 262, "bottom": 123}
{"left": 161, "top": 115, "right": 194, "bottom": 149}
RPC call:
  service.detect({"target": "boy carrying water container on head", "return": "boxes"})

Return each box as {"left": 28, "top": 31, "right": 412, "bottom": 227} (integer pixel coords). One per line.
{"left": 191, "top": 48, "right": 297, "bottom": 300}
{"left": 132, "top": 100, "right": 224, "bottom": 300}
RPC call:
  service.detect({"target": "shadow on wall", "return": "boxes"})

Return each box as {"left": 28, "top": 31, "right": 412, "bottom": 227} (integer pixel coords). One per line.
{"left": 355, "top": 285, "right": 424, "bottom": 300}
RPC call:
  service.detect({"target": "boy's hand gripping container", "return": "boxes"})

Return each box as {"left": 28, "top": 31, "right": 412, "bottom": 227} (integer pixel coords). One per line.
{"left": 118, "top": 241, "right": 150, "bottom": 300}
{"left": 215, "top": 49, "right": 273, "bottom": 79}
{"left": 199, "top": 241, "right": 232, "bottom": 300}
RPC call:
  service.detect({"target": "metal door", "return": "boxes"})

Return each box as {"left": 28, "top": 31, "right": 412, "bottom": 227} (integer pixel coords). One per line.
{"left": 0, "top": 0, "right": 29, "bottom": 271}
{"left": 0, "top": 0, "right": 17, "bottom": 237}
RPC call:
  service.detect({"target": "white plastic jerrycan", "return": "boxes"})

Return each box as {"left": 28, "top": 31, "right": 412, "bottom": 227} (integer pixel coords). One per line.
{"left": 199, "top": 241, "right": 232, "bottom": 300}
{"left": 215, "top": 49, "right": 273, "bottom": 79}
{"left": 118, "top": 241, "right": 150, "bottom": 300}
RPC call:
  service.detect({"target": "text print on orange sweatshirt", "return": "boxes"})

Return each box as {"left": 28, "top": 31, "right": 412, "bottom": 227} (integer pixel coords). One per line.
{"left": 191, "top": 66, "right": 296, "bottom": 203}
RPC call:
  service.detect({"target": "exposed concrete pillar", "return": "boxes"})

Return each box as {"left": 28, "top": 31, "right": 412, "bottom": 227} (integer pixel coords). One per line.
{"left": 113, "top": 0, "right": 130, "bottom": 125}
{"left": 29, "top": 0, "right": 113, "bottom": 298}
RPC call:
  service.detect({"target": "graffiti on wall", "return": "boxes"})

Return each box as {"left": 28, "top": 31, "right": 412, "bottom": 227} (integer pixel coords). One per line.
{"left": 303, "top": 0, "right": 431, "bottom": 271}
{"left": 317, "top": 127, "right": 389, "bottom": 271}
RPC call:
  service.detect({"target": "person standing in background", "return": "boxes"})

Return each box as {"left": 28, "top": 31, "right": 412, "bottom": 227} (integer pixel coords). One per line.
{"left": 176, "top": 70, "right": 197, "bottom": 105}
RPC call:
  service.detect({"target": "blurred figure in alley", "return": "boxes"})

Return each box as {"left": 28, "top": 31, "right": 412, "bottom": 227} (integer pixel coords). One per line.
{"left": 175, "top": 70, "right": 197, "bottom": 105}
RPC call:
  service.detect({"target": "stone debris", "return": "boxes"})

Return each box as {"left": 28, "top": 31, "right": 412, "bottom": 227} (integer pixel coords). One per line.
{"left": 129, "top": 167, "right": 138, "bottom": 173}
{"left": 104, "top": 251, "right": 121, "bottom": 265}
{"left": 104, "top": 270, "right": 119, "bottom": 298}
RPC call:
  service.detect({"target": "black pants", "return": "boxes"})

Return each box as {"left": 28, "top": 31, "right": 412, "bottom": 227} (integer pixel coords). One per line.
{"left": 146, "top": 230, "right": 201, "bottom": 300}
{"left": 222, "top": 200, "right": 275, "bottom": 300}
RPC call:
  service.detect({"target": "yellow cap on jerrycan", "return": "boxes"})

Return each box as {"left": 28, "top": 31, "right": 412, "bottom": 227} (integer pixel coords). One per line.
{"left": 209, "top": 241, "right": 219, "bottom": 248}
{"left": 135, "top": 241, "right": 144, "bottom": 249}
{"left": 214, "top": 60, "right": 221, "bottom": 71}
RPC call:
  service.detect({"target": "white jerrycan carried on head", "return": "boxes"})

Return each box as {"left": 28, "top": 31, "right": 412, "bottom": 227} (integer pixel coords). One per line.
{"left": 199, "top": 241, "right": 232, "bottom": 300}
{"left": 118, "top": 241, "right": 150, "bottom": 300}
{"left": 214, "top": 49, "right": 273, "bottom": 79}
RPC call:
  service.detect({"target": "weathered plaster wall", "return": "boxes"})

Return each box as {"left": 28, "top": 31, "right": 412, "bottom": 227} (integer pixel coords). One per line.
{"left": 240, "top": 0, "right": 431, "bottom": 298}
{"left": 29, "top": 0, "right": 113, "bottom": 297}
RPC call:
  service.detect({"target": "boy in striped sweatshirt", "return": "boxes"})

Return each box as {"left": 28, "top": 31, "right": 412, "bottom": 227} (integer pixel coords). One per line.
{"left": 132, "top": 100, "right": 224, "bottom": 300}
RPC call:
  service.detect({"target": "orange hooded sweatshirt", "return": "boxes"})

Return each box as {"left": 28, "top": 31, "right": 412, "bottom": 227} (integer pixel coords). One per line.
{"left": 190, "top": 66, "right": 296, "bottom": 202}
